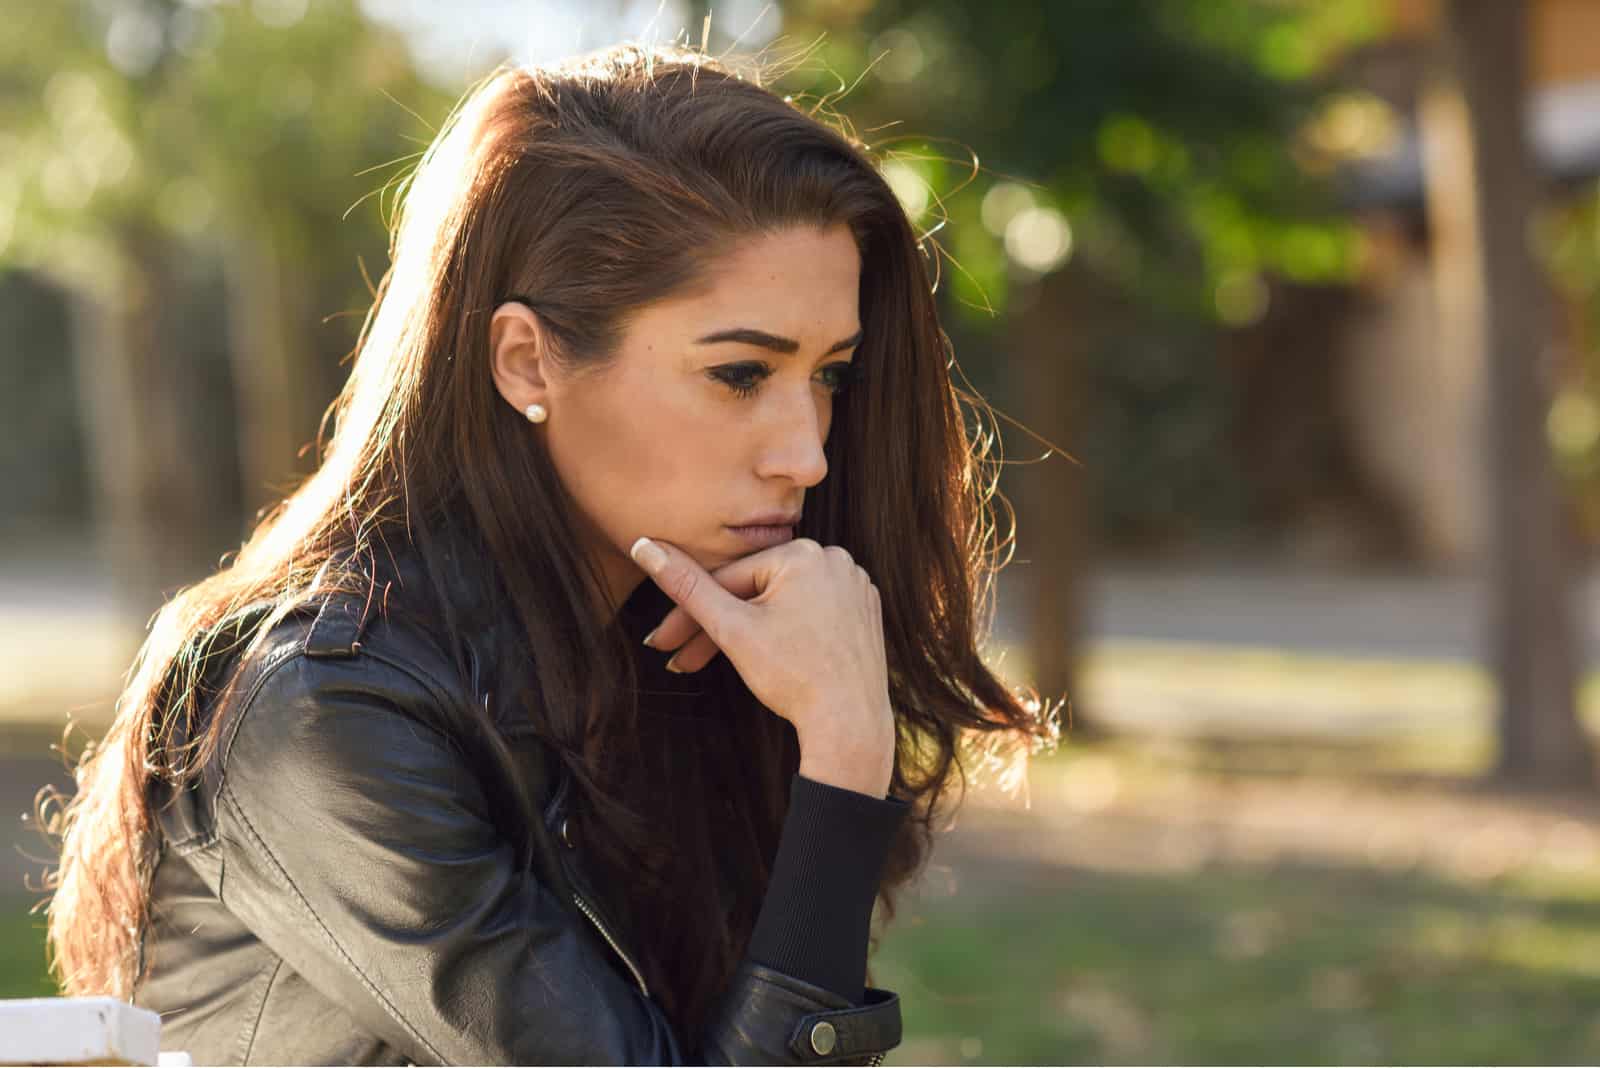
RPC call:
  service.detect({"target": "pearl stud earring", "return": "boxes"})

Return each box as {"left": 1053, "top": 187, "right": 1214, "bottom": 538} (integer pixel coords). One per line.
{"left": 524, "top": 403, "right": 548, "bottom": 424}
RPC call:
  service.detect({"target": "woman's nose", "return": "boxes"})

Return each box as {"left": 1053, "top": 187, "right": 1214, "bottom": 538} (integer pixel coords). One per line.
{"left": 755, "top": 395, "right": 830, "bottom": 488}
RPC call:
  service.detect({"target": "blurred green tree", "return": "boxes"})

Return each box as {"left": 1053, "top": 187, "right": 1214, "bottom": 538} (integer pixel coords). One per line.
{"left": 0, "top": 0, "right": 452, "bottom": 612}
{"left": 762, "top": 0, "right": 1376, "bottom": 317}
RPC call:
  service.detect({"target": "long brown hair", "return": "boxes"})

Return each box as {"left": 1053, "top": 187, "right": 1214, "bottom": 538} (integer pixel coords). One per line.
{"left": 44, "top": 42, "right": 1058, "bottom": 1047}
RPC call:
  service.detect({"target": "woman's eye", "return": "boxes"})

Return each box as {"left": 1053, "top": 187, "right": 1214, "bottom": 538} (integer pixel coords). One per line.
{"left": 708, "top": 362, "right": 769, "bottom": 397}
{"left": 707, "top": 360, "right": 861, "bottom": 399}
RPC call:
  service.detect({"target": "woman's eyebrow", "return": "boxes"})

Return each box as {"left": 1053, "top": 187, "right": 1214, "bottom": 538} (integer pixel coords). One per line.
{"left": 694, "top": 327, "right": 863, "bottom": 355}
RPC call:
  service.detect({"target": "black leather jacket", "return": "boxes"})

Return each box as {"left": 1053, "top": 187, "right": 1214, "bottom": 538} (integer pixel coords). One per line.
{"left": 133, "top": 541, "right": 903, "bottom": 1065}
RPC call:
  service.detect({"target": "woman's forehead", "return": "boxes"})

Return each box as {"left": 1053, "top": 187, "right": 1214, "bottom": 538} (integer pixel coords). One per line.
{"left": 628, "top": 225, "right": 862, "bottom": 346}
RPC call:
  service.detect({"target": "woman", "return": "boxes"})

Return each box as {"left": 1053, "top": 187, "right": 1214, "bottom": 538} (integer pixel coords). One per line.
{"left": 43, "top": 42, "right": 1056, "bottom": 1065}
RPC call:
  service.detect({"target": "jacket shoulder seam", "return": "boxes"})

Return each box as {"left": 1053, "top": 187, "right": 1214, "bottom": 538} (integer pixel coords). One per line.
{"left": 217, "top": 629, "right": 466, "bottom": 779}
{"left": 214, "top": 640, "right": 311, "bottom": 798}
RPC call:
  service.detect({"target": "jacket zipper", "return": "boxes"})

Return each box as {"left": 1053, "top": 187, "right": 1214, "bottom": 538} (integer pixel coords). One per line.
{"left": 542, "top": 765, "right": 650, "bottom": 999}
{"left": 570, "top": 889, "right": 650, "bottom": 997}
{"left": 469, "top": 650, "right": 651, "bottom": 999}
{"left": 470, "top": 645, "right": 652, "bottom": 1004}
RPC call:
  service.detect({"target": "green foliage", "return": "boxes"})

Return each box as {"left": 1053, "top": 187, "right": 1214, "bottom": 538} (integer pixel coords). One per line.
{"left": 0, "top": 1, "right": 463, "bottom": 547}
{"left": 773, "top": 0, "right": 1380, "bottom": 322}
{"left": 0, "top": 0, "right": 453, "bottom": 299}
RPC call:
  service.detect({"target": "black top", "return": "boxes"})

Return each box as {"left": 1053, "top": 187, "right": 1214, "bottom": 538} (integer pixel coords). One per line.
{"left": 616, "top": 575, "right": 910, "bottom": 1003}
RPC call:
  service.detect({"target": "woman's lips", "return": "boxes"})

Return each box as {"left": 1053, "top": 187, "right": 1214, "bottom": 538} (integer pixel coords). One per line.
{"left": 726, "top": 523, "right": 796, "bottom": 549}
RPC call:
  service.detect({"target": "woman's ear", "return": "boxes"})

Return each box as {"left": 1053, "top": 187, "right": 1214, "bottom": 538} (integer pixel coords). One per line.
{"left": 489, "top": 301, "right": 554, "bottom": 414}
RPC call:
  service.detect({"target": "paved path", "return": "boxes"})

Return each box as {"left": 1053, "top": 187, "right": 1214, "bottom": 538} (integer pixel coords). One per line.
{"left": 995, "top": 563, "right": 1600, "bottom": 664}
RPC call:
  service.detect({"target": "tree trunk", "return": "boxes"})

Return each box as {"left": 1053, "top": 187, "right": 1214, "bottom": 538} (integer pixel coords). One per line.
{"left": 1006, "top": 266, "right": 1094, "bottom": 738}
{"left": 64, "top": 232, "right": 215, "bottom": 618}
{"left": 1434, "top": 0, "right": 1589, "bottom": 787}
{"left": 223, "top": 224, "right": 317, "bottom": 524}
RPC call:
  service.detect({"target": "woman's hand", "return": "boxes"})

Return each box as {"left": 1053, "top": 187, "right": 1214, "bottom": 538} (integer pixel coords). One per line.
{"left": 629, "top": 536, "right": 895, "bottom": 798}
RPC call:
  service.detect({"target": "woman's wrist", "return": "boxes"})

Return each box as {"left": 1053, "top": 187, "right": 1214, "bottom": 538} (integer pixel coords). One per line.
{"left": 796, "top": 711, "right": 896, "bottom": 798}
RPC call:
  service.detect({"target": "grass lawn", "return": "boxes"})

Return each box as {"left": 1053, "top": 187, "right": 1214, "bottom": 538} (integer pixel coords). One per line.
{"left": 867, "top": 731, "right": 1600, "bottom": 1064}
{"left": 873, "top": 852, "right": 1600, "bottom": 1064}
{"left": 0, "top": 896, "right": 55, "bottom": 999}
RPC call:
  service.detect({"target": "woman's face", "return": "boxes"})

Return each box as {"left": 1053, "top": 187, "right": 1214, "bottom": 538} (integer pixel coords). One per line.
{"left": 489, "top": 223, "right": 864, "bottom": 611}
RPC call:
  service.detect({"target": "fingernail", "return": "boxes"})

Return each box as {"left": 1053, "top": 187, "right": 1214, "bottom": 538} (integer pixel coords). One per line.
{"left": 630, "top": 536, "right": 667, "bottom": 574}
{"left": 642, "top": 626, "right": 660, "bottom": 648}
{"left": 664, "top": 654, "right": 684, "bottom": 674}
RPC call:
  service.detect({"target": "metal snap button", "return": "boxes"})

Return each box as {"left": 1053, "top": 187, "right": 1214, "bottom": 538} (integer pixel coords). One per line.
{"left": 809, "top": 1020, "right": 837, "bottom": 1056}
{"left": 559, "top": 817, "right": 574, "bottom": 849}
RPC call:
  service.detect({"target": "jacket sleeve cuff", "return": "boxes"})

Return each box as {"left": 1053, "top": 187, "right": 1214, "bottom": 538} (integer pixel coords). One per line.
{"left": 745, "top": 773, "right": 910, "bottom": 1004}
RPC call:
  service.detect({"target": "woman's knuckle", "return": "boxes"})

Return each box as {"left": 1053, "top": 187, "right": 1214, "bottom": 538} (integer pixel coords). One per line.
{"left": 669, "top": 568, "right": 700, "bottom": 605}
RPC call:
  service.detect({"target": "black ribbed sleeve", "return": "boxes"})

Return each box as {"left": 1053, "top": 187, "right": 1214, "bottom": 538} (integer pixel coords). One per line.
{"left": 744, "top": 773, "right": 910, "bottom": 1003}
